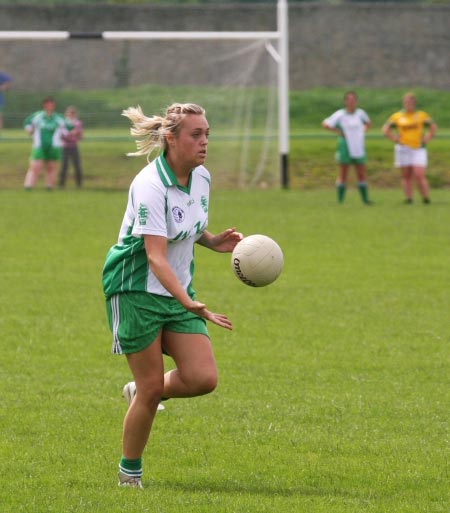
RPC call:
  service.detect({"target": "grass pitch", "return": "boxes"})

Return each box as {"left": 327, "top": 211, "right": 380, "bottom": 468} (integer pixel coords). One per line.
{"left": 1, "top": 188, "right": 449, "bottom": 513}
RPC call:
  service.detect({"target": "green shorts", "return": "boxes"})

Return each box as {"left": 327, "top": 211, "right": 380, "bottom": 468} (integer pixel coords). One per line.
{"left": 106, "top": 291, "right": 209, "bottom": 355}
{"left": 31, "top": 146, "right": 62, "bottom": 161}
{"left": 335, "top": 137, "right": 366, "bottom": 165}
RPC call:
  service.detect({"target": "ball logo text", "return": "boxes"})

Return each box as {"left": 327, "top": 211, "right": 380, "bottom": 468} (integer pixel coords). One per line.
{"left": 233, "top": 257, "right": 257, "bottom": 287}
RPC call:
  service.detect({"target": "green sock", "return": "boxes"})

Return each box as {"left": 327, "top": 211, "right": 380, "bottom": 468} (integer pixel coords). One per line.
{"left": 358, "top": 182, "right": 369, "bottom": 203}
{"left": 119, "top": 456, "right": 143, "bottom": 477}
{"left": 336, "top": 183, "right": 346, "bottom": 203}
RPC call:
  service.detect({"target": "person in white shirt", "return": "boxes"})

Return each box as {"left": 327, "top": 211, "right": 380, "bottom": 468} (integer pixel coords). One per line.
{"left": 322, "top": 91, "right": 372, "bottom": 204}
{"left": 102, "top": 103, "right": 242, "bottom": 489}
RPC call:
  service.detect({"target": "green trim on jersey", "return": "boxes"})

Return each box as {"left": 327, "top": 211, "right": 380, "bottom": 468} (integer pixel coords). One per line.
{"left": 156, "top": 154, "right": 175, "bottom": 187}
{"left": 336, "top": 137, "right": 366, "bottom": 165}
{"left": 102, "top": 226, "right": 149, "bottom": 298}
{"left": 103, "top": 155, "right": 211, "bottom": 300}
{"left": 157, "top": 153, "right": 193, "bottom": 193}
{"left": 187, "top": 258, "right": 195, "bottom": 298}
{"left": 24, "top": 111, "right": 72, "bottom": 150}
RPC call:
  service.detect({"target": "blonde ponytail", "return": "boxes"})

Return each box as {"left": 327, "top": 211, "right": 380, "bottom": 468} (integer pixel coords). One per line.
{"left": 122, "top": 106, "right": 165, "bottom": 158}
{"left": 122, "top": 103, "right": 206, "bottom": 160}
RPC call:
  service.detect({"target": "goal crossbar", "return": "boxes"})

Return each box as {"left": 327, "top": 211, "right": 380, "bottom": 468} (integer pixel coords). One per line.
{"left": 0, "top": 31, "right": 280, "bottom": 41}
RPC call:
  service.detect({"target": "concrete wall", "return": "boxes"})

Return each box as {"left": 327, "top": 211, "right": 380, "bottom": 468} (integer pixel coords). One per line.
{"left": 289, "top": 4, "right": 450, "bottom": 89}
{"left": 0, "top": 3, "right": 449, "bottom": 90}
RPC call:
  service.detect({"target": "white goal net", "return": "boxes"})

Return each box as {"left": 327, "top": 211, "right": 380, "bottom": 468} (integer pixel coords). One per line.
{"left": 1, "top": 34, "right": 280, "bottom": 189}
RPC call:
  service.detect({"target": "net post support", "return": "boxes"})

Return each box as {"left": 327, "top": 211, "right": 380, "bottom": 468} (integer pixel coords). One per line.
{"left": 277, "top": 0, "right": 289, "bottom": 189}
{"left": 281, "top": 153, "right": 289, "bottom": 189}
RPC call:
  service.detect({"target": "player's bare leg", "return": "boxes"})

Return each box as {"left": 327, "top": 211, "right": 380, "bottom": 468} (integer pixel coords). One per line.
{"left": 116, "top": 333, "right": 165, "bottom": 488}
{"left": 24, "top": 160, "right": 43, "bottom": 189}
{"left": 401, "top": 166, "right": 414, "bottom": 203}
{"left": 413, "top": 166, "right": 430, "bottom": 203}
{"left": 123, "top": 333, "right": 164, "bottom": 459}
{"left": 355, "top": 163, "right": 371, "bottom": 204}
{"left": 336, "top": 164, "right": 349, "bottom": 203}
{"left": 162, "top": 332, "right": 217, "bottom": 398}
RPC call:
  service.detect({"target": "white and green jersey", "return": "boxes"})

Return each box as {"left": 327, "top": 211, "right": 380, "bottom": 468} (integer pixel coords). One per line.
{"left": 323, "top": 108, "right": 370, "bottom": 159}
{"left": 102, "top": 154, "right": 210, "bottom": 299}
{"left": 23, "top": 111, "right": 70, "bottom": 149}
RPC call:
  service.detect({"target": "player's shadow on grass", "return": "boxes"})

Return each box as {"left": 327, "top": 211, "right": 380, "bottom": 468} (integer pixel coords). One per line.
{"left": 159, "top": 478, "right": 355, "bottom": 499}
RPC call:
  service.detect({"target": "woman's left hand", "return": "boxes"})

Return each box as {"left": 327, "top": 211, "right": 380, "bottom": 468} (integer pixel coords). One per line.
{"left": 188, "top": 301, "right": 233, "bottom": 330}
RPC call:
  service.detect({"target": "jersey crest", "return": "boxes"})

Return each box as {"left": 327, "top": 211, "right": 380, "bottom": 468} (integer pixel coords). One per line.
{"left": 172, "top": 206, "right": 185, "bottom": 223}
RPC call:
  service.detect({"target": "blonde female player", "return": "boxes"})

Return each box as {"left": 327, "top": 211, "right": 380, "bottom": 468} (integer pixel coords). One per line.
{"left": 382, "top": 92, "right": 437, "bottom": 204}
{"left": 102, "top": 103, "right": 242, "bottom": 489}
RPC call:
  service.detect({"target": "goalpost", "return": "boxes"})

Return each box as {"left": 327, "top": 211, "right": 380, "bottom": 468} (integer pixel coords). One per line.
{"left": 0, "top": 0, "right": 289, "bottom": 188}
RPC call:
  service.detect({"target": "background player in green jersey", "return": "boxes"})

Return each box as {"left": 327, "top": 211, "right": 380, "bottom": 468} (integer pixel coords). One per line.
{"left": 23, "top": 97, "right": 72, "bottom": 190}
{"left": 322, "top": 91, "right": 372, "bottom": 204}
{"left": 102, "top": 103, "right": 242, "bottom": 488}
